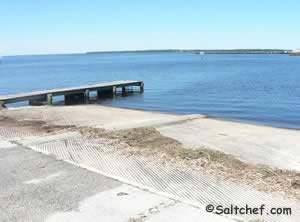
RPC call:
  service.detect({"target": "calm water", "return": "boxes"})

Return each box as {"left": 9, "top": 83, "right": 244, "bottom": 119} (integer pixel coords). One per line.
{"left": 1, "top": 53, "right": 300, "bottom": 129}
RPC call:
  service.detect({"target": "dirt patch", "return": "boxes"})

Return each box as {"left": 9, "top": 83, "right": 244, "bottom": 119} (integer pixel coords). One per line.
{"left": 80, "top": 127, "right": 300, "bottom": 200}
{"left": 0, "top": 116, "right": 75, "bottom": 135}
{"left": 292, "top": 180, "right": 300, "bottom": 189}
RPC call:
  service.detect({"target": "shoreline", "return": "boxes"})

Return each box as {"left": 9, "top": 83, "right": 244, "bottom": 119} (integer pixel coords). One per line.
{"left": 83, "top": 102, "right": 300, "bottom": 131}
{"left": 3, "top": 103, "right": 300, "bottom": 131}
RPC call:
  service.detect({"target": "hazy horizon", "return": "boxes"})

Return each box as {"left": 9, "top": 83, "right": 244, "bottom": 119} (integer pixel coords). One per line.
{"left": 1, "top": 48, "right": 294, "bottom": 57}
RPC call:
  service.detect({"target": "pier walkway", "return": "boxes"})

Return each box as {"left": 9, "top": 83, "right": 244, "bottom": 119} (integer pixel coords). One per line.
{"left": 0, "top": 80, "right": 144, "bottom": 107}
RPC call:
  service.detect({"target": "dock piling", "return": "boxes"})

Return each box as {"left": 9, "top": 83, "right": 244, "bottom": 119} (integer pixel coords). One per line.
{"left": 122, "top": 87, "right": 126, "bottom": 95}
{"left": 0, "top": 101, "right": 6, "bottom": 108}
{"left": 84, "top": 90, "right": 90, "bottom": 103}
{"left": 47, "top": 94, "right": 53, "bottom": 105}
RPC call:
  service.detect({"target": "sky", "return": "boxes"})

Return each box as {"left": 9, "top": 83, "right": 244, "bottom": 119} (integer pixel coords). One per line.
{"left": 0, "top": 0, "right": 299, "bottom": 55}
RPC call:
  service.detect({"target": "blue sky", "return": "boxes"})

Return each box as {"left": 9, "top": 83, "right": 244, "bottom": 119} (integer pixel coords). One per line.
{"left": 0, "top": 0, "right": 299, "bottom": 55}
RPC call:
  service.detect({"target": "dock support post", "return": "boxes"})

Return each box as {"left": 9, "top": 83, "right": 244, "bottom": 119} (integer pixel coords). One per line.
{"left": 140, "top": 82, "right": 144, "bottom": 92}
{"left": 122, "top": 87, "right": 126, "bottom": 95}
{"left": 97, "top": 90, "right": 101, "bottom": 98}
{"left": 0, "top": 101, "right": 6, "bottom": 109}
{"left": 47, "top": 94, "right": 53, "bottom": 105}
{"left": 84, "top": 90, "right": 90, "bottom": 103}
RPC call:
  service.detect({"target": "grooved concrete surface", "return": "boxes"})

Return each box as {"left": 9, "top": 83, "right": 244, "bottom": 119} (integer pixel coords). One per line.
{"left": 1, "top": 131, "right": 299, "bottom": 222}
{"left": 0, "top": 144, "right": 233, "bottom": 222}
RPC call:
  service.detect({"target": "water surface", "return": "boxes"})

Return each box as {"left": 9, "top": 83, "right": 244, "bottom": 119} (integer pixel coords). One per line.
{"left": 0, "top": 53, "right": 299, "bottom": 129}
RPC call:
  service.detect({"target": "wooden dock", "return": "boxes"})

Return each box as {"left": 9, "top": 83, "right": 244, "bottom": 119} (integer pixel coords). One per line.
{"left": 0, "top": 80, "right": 144, "bottom": 107}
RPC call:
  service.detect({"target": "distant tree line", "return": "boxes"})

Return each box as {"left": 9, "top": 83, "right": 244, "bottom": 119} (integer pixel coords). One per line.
{"left": 86, "top": 49, "right": 292, "bottom": 55}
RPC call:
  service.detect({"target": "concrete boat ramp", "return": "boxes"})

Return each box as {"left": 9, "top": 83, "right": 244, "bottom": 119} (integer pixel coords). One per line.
{"left": 1, "top": 130, "right": 300, "bottom": 222}
{"left": 2, "top": 105, "right": 299, "bottom": 171}
{"left": 1, "top": 140, "right": 233, "bottom": 222}
{"left": 1, "top": 105, "right": 300, "bottom": 222}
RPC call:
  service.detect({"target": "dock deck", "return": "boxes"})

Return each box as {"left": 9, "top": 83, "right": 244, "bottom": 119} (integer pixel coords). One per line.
{"left": 0, "top": 80, "right": 144, "bottom": 107}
